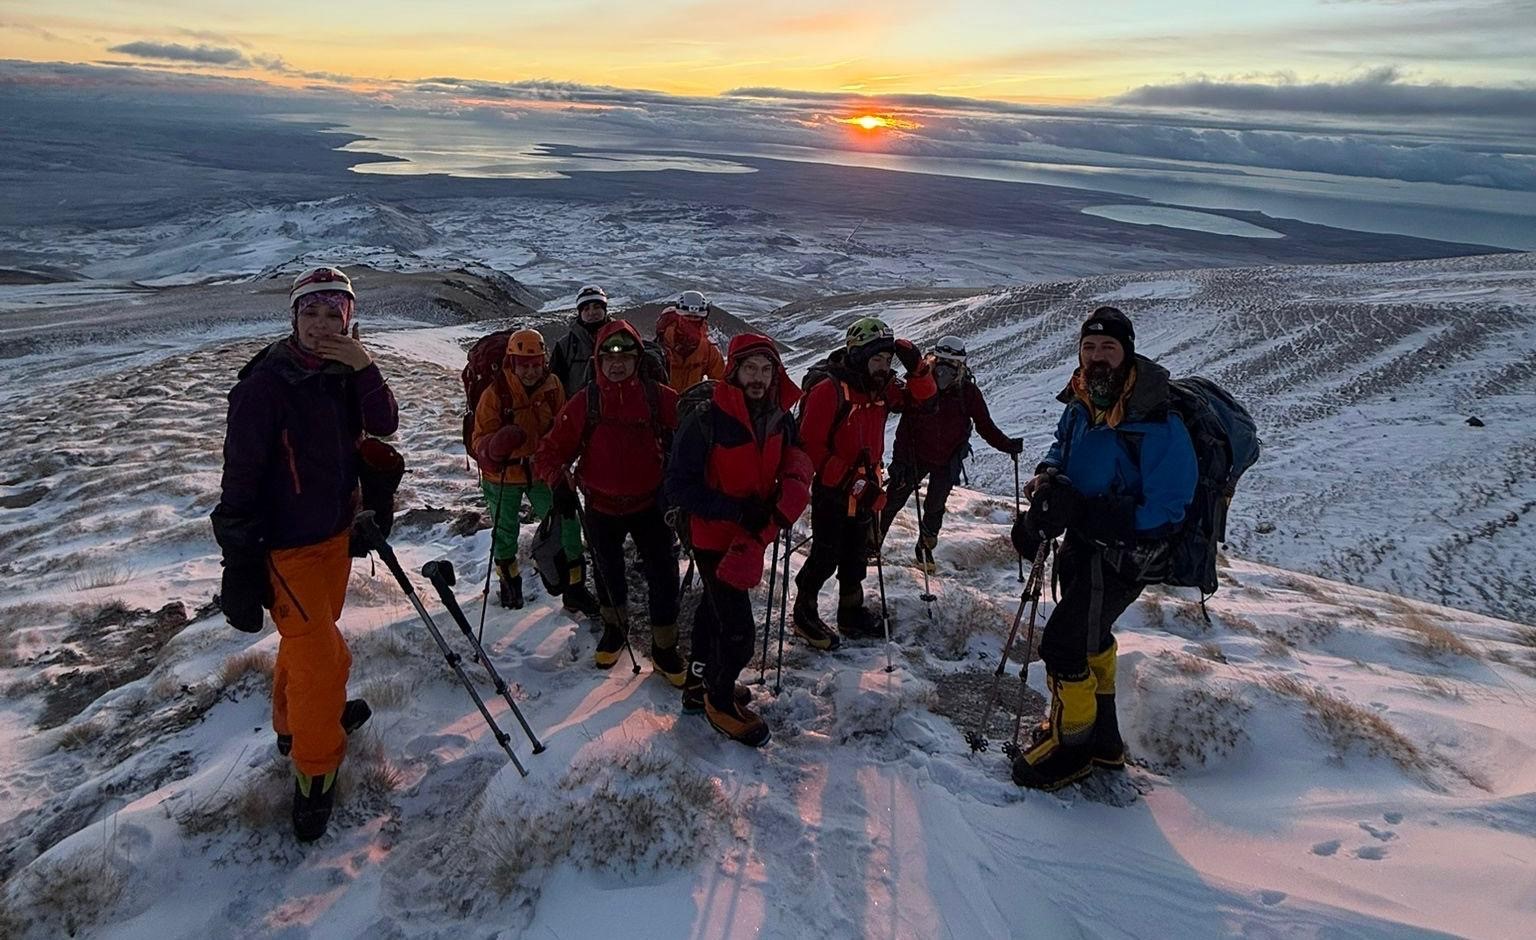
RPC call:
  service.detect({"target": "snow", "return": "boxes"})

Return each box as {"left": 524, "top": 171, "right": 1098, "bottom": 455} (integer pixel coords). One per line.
{"left": 1, "top": 247, "right": 1534, "bottom": 937}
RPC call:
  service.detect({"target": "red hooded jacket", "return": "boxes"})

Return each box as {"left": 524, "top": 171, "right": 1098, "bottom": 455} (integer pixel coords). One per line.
{"left": 666, "top": 334, "right": 812, "bottom": 556}
{"left": 534, "top": 320, "right": 679, "bottom": 515}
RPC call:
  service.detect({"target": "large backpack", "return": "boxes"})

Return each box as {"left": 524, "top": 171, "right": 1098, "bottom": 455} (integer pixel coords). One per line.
{"left": 460, "top": 330, "right": 517, "bottom": 454}
{"left": 798, "top": 358, "right": 853, "bottom": 457}
{"left": 1140, "top": 377, "right": 1260, "bottom": 596}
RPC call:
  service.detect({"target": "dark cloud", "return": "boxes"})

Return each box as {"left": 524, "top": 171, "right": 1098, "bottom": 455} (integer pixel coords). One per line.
{"left": 1117, "top": 67, "right": 1536, "bottom": 118}
{"left": 107, "top": 41, "right": 250, "bottom": 67}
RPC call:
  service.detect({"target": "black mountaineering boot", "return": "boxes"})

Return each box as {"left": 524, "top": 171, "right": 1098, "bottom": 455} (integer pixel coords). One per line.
{"left": 792, "top": 591, "right": 841, "bottom": 651}
{"left": 292, "top": 769, "right": 338, "bottom": 842}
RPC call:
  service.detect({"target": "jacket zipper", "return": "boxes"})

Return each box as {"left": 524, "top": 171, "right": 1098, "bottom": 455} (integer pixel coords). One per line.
{"left": 281, "top": 430, "right": 302, "bottom": 494}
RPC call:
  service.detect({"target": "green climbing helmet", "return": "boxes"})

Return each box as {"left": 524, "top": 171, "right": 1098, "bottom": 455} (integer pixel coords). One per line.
{"left": 845, "top": 316, "right": 894, "bottom": 350}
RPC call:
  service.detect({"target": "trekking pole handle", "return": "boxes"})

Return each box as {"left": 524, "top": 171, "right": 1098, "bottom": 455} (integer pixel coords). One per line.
{"left": 355, "top": 512, "right": 413, "bottom": 595}
{"left": 422, "top": 559, "right": 457, "bottom": 588}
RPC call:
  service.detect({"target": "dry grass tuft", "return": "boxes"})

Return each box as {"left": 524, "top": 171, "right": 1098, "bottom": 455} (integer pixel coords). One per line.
{"left": 1164, "top": 650, "right": 1215, "bottom": 676}
{"left": 1261, "top": 634, "right": 1294, "bottom": 659}
{"left": 217, "top": 648, "right": 276, "bottom": 688}
{"left": 1264, "top": 675, "right": 1429, "bottom": 776}
{"left": 177, "top": 756, "right": 290, "bottom": 836}
{"left": 1276, "top": 574, "right": 1333, "bottom": 602}
{"left": 67, "top": 561, "right": 137, "bottom": 592}
{"left": 943, "top": 534, "right": 1020, "bottom": 570}
{"left": 54, "top": 716, "right": 109, "bottom": 752}
{"left": 1196, "top": 642, "right": 1228, "bottom": 664}
{"left": 6, "top": 848, "right": 125, "bottom": 938}
{"left": 341, "top": 732, "right": 404, "bottom": 801}
{"left": 1395, "top": 609, "right": 1480, "bottom": 660}
{"left": 1135, "top": 682, "right": 1251, "bottom": 773}
{"left": 358, "top": 675, "right": 413, "bottom": 711}
{"left": 920, "top": 585, "right": 1008, "bottom": 660}
{"left": 1411, "top": 676, "right": 1464, "bottom": 700}
{"left": 471, "top": 741, "right": 735, "bottom": 903}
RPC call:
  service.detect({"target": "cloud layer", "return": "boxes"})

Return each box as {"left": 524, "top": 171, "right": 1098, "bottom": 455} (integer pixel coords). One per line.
{"left": 1118, "top": 67, "right": 1536, "bottom": 118}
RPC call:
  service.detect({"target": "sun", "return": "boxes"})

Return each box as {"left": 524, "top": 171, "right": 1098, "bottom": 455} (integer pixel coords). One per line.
{"left": 836, "top": 113, "right": 918, "bottom": 132}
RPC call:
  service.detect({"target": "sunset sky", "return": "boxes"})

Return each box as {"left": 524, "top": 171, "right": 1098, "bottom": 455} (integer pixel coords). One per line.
{"left": 3, "top": 0, "right": 1532, "bottom": 102}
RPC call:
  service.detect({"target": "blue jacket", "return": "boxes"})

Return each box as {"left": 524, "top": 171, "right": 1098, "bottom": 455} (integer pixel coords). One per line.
{"left": 1039, "top": 356, "right": 1197, "bottom": 538}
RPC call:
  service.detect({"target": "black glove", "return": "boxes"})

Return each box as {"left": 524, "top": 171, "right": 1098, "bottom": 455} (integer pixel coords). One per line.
{"left": 1002, "top": 437, "right": 1024, "bottom": 456}
{"left": 892, "top": 339, "right": 921, "bottom": 373}
{"left": 218, "top": 554, "right": 270, "bottom": 633}
{"left": 886, "top": 461, "right": 916, "bottom": 492}
{"left": 1027, "top": 477, "right": 1077, "bottom": 540}
{"left": 552, "top": 482, "right": 580, "bottom": 517}
{"left": 738, "top": 499, "right": 773, "bottom": 534}
{"left": 1011, "top": 511, "right": 1042, "bottom": 560}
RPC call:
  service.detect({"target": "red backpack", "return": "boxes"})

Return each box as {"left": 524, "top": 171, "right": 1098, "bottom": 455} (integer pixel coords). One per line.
{"left": 460, "top": 331, "right": 516, "bottom": 454}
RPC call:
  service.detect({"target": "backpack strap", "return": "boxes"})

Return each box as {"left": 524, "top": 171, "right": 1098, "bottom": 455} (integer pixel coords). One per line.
{"left": 826, "top": 380, "right": 851, "bottom": 456}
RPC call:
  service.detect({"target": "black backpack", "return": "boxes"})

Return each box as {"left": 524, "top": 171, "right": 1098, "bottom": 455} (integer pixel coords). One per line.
{"left": 666, "top": 380, "right": 720, "bottom": 550}
{"left": 530, "top": 510, "right": 570, "bottom": 595}
{"left": 1129, "top": 377, "right": 1260, "bottom": 597}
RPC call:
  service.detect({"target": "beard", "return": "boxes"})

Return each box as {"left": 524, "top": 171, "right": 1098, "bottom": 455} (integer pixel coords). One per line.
{"left": 1084, "top": 361, "right": 1127, "bottom": 403}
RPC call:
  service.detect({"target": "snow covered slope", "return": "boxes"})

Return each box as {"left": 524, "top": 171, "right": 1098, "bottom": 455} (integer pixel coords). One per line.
{"left": 1, "top": 290, "right": 1533, "bottom": 937}
{"left": 767, "top": 251, "right": 1536, "bottom": 627}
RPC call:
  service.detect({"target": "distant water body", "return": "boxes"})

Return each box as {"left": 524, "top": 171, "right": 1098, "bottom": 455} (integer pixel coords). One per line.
{"left": 309, "top": 112, "right": 1536, "bottom": 250}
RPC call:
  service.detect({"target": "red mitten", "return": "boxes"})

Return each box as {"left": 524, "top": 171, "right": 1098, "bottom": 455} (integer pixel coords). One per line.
{"left": 716, "top": 535, "right": 765, "bottom": 590}
{"left": 486, "top": 425, "right": 526, "bottom": 463}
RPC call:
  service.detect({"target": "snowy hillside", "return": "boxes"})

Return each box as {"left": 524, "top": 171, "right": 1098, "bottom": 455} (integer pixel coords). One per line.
{"left": 1, "top": 270, "right": 1534, "bottom": 937}
{"left": 766, "top": 251, "right": 1536, "bottom": 627}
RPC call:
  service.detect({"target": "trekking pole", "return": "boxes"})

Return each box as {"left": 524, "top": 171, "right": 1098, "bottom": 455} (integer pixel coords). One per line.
{"left": 1003, "top": 592, "right": 1046, "bottom": 762}
{"left": 964, "top": 538, "right": 1050, "bottom": 754}
{"left": 562, "top": 470, "right": 643, "bottom": 675}
{"left": 477, "top": 466, "right": 512, "bottom": 658}
{"left": 679, "top": 553, "right": 696, "bottom": 596}
{"left": 422, "top": 559, "right": 546, "bottom": 754}
{"left": 869, "top": 515, "right": 894, "bottom": 675}
{"left": 774, "top": 526, "right": 791, "bottom": 695}
{"left": 1013, "top": 456, "right": 1025, "bottom": 583}
{"left": 912, "top": 476, "right": 936, "bottom": 613}
{"left": 759, "top": 527, "right": 781, "bottom": 686}
{"left": 353, "top": 512, "right": 528, "bottom": 776}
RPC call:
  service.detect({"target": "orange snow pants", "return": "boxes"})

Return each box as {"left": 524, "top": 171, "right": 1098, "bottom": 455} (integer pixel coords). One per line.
{"left": 267, "top": 529, "right": 353, "bottom": 777}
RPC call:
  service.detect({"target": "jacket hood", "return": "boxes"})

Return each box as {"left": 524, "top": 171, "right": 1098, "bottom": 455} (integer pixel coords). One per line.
{"left": 1056, "top": 353, "right": 1171, "bottom": 424}
{"left": 591, "top": 319, "right": 645, "bottom": 357}
{"left": 726, "top": 333, "right": 800, "bottom": 409}
{"left": 589, "top": 319, "right": 647, "bottom": 391}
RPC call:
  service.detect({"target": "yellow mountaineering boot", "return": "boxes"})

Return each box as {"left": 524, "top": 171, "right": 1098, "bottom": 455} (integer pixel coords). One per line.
{"left": 650, "top": 622, "right": 687, "bottom": 687}
{"left": 1013, "top": 671, "right": 1097, "bottom": 791}
{"left": 1087, "top": 641, "right": 1126, "bottom": 768}
{"left": 595, "top": 606, "right": 626, "bottom": 668}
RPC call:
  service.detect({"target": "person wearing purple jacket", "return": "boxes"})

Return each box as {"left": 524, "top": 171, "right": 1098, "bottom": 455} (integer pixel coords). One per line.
{"left": 210, "top": 265, "right": 399, "bottom": 842}
{"left": 879, "top": 336, "right": 1022, "bottom": 572}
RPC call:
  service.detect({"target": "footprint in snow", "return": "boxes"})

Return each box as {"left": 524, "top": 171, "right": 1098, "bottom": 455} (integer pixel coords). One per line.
{"left": 1311, "top": 840, "right": 1341, "bottom": 857}
{"left": 1355, "top": 846, "right": 1388, "bottom": 861}
{"left": 1359, "top": 821, "right": 1397, "bottom": 841}
{"left": 1383, "top": 811, "right": 1404, "bottom": 824}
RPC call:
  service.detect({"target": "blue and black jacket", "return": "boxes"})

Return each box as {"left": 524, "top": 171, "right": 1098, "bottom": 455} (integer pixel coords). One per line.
{"left": 1039, "top": 355, "right": 1197, "bottom": 542}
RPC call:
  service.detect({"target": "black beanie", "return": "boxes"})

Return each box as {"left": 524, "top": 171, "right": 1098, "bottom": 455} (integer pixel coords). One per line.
{"left": 1081, "top": 306, "right": 1135, "bottom": 359}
